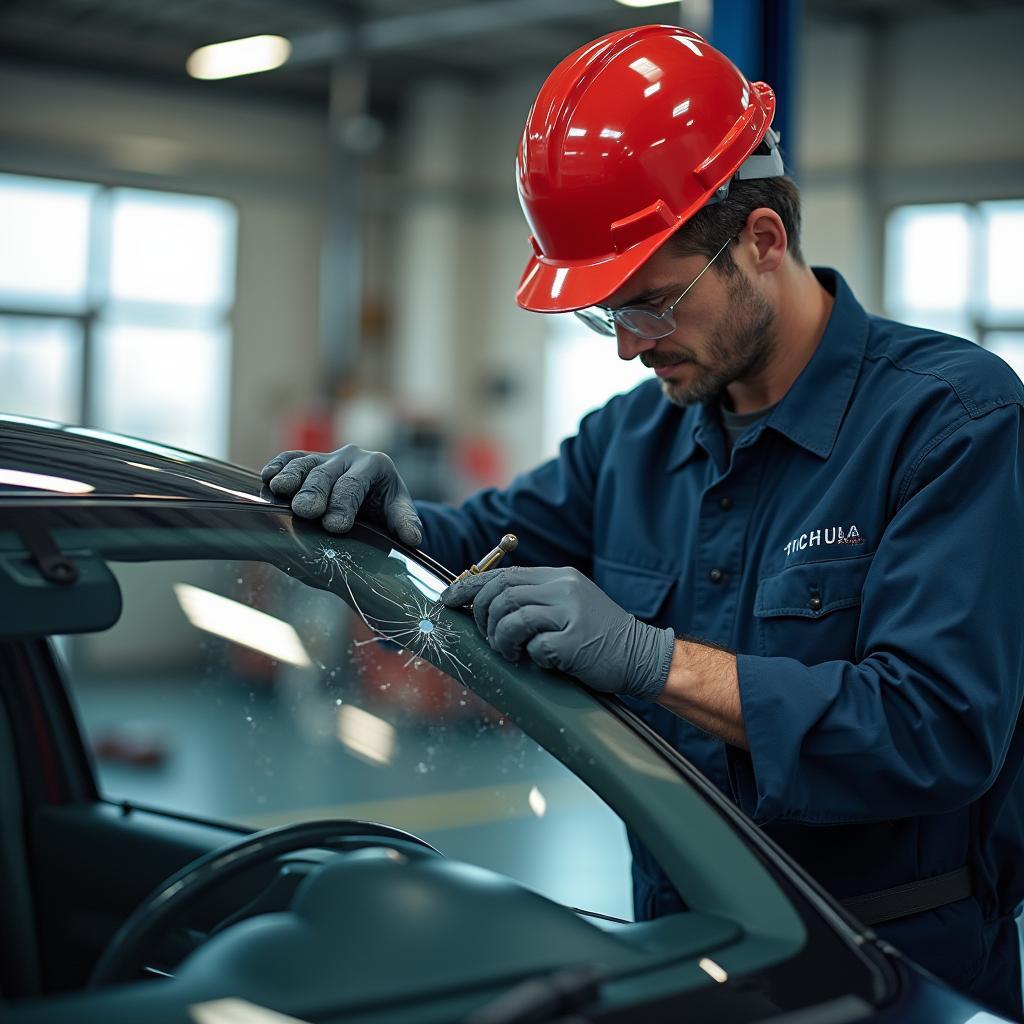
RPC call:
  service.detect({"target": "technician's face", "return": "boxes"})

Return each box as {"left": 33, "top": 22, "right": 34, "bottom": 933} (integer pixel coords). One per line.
{"left": 602, "top": 246, "right": 776, "bottom": 407}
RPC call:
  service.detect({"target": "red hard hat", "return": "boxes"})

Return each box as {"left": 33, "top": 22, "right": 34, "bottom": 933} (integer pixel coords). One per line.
{"left": 516, "top": 24, "right": 778, "bottom": 313}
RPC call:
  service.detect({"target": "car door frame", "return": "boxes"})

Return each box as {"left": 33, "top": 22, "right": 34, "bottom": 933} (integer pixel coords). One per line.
{"left": 1, "top": 635, "right": 250, "bottom": 993}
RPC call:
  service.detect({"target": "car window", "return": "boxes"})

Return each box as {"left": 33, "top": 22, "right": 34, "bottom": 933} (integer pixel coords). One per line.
{"left": 54, "top": 518, "right": 634, "bottom": 920}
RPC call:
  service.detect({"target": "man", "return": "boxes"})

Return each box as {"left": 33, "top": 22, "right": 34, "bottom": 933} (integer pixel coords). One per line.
{"left": 262, "top": 26, "right": 1024, "bottom": 1018}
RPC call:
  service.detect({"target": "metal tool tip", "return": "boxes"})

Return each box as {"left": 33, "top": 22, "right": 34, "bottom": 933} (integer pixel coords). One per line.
{"left": 499, "top": 534, "right": 518, "bottom": 552}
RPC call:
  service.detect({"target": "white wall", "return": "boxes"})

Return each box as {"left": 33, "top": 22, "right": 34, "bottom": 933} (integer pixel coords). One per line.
{"left": 878, "top": 6, "right": 1024, "bottom": 173}
{"left": 385, "top": 72, "right": 549, "bottom": 478}
{"left": 390, "top": 81, "right": 472, "bottom": 423}
{"left": 0, "top": 61, "right": 330, "bottom": 471}
{"left": 797, "top": 6, "right": 1024, "bottom": 313}
{"left": 796, "top": 19, "right": 875, "bottom": 304}
{"left": 462, "top": 75, "right": 551, "bottom": 478}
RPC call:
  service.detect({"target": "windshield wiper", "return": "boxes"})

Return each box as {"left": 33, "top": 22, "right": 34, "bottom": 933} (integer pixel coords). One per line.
{"left": 463, "top": 966, "right": 602, "bottom": 1024}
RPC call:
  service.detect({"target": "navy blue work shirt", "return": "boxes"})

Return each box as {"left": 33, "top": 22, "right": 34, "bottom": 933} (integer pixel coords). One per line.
{"left": 416, "top": 269, "right": 1024, "bottom": 1009}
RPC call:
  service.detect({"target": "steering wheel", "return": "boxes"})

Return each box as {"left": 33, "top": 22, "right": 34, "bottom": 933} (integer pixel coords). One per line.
{"left": 89, "top": 818, "right": 441, "bottom": 987}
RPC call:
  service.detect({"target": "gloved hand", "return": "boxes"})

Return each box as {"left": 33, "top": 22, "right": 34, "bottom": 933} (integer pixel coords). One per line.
{"left": 441, "top": 566, "right": 675, "bottom": 701}
{"left": 260, "top": 446, "right": 423, "bottom": 547}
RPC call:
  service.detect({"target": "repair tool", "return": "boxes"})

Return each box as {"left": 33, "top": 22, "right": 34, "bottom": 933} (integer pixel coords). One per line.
{"left": 454, "top": 534, "right": 518, "bottom": 583}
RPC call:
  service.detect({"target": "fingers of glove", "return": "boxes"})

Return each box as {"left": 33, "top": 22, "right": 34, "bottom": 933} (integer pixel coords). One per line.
{"left": 490, "top": 606, "right": 563, "bottom": 663}
{"left": 268, "top": 453, "right": 326, "bottom": 497}
{"left": 260, "top": 450, "right": 311, "bottom": 483}
{"left": 470, "top": 570, "right": 519, "bottom": 638}
{"left": 525, "top": 632, "right": 563, "bottom": 671}
{"left": 439, "top": 567, "right": 505, "bottom": 609}
{"left": 385, "top": 498, "right": 423, "bottom": 548}
{"left": 291, "top": 464, "right": 349, "bottom": 519}
{"left": 485, "top": 584, "right": 563, "bottom": 649}
{"left": 320, "top": 471, "right": 374, "bottom": 534}
{"left": 377, "top": 473, "right": 423, "bottom": 547}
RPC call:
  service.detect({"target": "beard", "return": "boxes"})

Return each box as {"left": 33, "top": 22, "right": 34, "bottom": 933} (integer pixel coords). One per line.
{"left": 646, "top": 271, "right": 777, "bottom": 408}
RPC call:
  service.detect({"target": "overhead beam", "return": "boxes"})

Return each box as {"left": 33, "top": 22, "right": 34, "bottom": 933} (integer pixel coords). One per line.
{"left": 365, "top": 0, "right": 616, "bottom": 51}
{"left": 288, "top": 0, "right": 614, "bottom": 68}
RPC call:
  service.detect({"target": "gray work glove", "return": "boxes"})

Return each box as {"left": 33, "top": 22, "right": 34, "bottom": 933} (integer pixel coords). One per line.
{"left": 441, "top": 566, "right": 675, "bottom": 701}
{"left": 260, "top": 446, "right": 423, "bottom": 547}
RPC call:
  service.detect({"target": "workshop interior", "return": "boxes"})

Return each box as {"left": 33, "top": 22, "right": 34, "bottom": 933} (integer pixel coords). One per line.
{"left": 1, "top": 1, "right": 1024, "bottom": 1023}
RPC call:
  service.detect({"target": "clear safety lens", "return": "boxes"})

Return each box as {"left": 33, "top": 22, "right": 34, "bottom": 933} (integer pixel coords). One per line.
{"left": 575, "top": 304, "right": 675, "bottom": 340}
{"left": 615, "top": 308, "right": 675, "bottom": 340}
{"left": 574, "top": 307, "right": 616, "bottom": 336}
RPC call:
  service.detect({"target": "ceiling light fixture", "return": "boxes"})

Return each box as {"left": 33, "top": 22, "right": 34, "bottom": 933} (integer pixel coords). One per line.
{"left": 614, "top": 0, "right": 681, "bottom": 8}
{"left": 186, "top": 35, "right": 292, "bottom": 81}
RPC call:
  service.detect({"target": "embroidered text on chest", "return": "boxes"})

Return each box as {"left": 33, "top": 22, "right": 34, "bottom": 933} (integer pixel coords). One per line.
{"left": 784, "top": 524, "right": 864, "bottom": 557}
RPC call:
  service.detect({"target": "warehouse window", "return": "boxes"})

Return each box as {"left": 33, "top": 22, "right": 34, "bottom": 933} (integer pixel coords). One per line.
{"left": 0, "top": 172, "right": 237, "bottom": 457}
{"left": 885, "top": 200, "right": 1024, "bottom": 379}
{"left": 542, "top": 316, "right": 649, "bottom": 459}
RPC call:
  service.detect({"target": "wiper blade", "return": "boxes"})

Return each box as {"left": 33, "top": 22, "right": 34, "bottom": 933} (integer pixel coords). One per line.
{"left": 464, "top": 966, "right": 602, "bottom": 1024}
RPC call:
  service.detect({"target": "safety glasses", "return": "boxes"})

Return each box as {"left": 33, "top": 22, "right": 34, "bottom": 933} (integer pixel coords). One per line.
{"left": 574, "top": 235, "right": 736, "bottom": 340}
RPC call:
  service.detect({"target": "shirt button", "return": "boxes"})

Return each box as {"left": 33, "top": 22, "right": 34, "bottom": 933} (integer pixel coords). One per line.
{"left": 808, "top": 595, "right": 822, "bottom": 612}
{"left": 709, "top": 568, "right": 725, "bottom": 583}
{"left": 718, "top": 496, "right": 733, "bottom": 510}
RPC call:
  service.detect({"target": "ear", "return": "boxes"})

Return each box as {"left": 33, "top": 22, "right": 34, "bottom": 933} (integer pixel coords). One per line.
{"left": 740, "top": 207, "right": 787, "bottom": 274}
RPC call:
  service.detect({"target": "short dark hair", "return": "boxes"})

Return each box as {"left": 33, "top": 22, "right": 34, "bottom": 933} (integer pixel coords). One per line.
{"left": 666, "top": 173, "right": 805, "bottom": 273}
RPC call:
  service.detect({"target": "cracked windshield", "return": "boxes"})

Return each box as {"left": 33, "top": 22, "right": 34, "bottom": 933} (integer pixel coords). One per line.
{"left": 60, "top": 525, "right": 633, "bottom": 920}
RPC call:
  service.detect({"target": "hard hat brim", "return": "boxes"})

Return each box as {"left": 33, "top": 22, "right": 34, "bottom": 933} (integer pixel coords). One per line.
{"left": 515, "top": 225, "right": 675, "bottom": 314}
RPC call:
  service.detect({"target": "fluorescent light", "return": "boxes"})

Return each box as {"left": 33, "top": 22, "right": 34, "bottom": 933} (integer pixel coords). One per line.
{"left": 336, "top": 705, "right": 396, "bottom": 766}
{"left": 186, "top": 35, "right": 292, "bottom": 81}
{"left": 173, "top": 583, "right": 311, "bottom": 668}
{"left": 190, "top": 998, "right": 312, "bottom": 1024}
{"left": 699, "top": 957, "right": 729, "bottom": 983}
{"left": 0, "top": 469, "right": 94, "bottom": 494}
{"left": 186, "top": 478, "right": 271, "bottom": 504}
{"left": 629, "top": 57, "right": 663, "bottom": 82}
{"left": 550, "top": 267, "right": 569, "bottom": 300}
{"left": 615, "top": 0, "right": 679, "bottom": 7}
{"left": 528, "top": 785, "right": 547, "bottom": 818}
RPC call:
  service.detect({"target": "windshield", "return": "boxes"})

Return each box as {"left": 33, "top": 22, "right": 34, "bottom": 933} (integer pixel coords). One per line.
{"left": 11, "top": 507, "right": 631, "bottom": 918}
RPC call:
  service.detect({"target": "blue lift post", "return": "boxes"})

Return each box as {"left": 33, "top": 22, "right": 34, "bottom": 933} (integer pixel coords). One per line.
{"left": 711, "top": 0, "right": 801, "bottom": 179}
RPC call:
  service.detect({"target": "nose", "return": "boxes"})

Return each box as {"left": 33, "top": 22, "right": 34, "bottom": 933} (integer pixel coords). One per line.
{"left": 616, "top": 324, "right": 658, "bottom": 362}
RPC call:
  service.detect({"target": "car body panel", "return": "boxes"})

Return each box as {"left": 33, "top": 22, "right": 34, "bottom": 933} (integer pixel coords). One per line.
{"left": 0, "top": 414, "right": 268, "bottom": 504}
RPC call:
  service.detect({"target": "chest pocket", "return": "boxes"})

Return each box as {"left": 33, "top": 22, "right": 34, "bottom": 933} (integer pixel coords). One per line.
{"left": 592, "top": 556, "right": 676, "bottom": 624}
{"left": 754, "top": 552, "right": 873, "bottom": 662}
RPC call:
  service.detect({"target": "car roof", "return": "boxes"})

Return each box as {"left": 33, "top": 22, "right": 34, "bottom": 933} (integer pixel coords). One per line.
{"left": 0, "top": 415, "right": 273, "bottom": 506}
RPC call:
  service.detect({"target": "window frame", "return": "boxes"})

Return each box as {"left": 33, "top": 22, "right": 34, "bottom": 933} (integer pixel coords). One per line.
{"left": 0, "top": 171, "right": 238, "bottom": 448}
{"left": 884, "top": 197, "right": 1024, "bottom": 348}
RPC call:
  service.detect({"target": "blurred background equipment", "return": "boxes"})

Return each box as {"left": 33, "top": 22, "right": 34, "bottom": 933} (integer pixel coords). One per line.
{"left": 1, "top": 0, "right": 1021, "bottom": 505}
